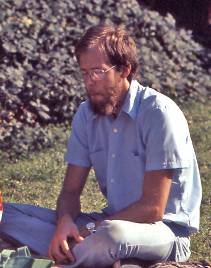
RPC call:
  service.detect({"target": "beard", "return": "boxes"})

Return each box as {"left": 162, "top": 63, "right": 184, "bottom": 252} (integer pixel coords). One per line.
{"left": 87, "top": 88, "right": 121, "bottom": 116}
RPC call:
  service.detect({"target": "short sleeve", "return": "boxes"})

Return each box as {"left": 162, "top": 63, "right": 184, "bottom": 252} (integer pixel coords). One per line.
{"left": 142, "top": 105, "right": 191, "bottom": 171}
{"left": 64, "top": 103, "right": 91, "bottom": 167}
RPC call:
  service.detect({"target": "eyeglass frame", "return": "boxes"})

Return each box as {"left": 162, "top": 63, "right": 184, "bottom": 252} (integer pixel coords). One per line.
{"left": 81, "top": 65, "right": 117, "bottom": 81}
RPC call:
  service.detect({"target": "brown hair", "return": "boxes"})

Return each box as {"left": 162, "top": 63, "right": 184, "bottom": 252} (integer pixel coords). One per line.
{"left": 75, "top": 23, "right": 138, "bottom": 83}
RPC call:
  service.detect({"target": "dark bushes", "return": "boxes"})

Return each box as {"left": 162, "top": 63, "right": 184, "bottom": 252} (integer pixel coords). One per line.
{"left": 0, "top": 0, "right": 210, "bottom": 159}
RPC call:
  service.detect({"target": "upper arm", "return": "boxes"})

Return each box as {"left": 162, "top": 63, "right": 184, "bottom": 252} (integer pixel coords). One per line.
{"left": 140, "top": 169, "right": 172, "bottom": 219}
{"left": 64, "top": 104, "right": 91, "bottom": 168}
{"left": 142, "top": 106, "right": 190, "bottom": 171}
{"left": 61, "top": 164, "right": 90, "bottom": 195}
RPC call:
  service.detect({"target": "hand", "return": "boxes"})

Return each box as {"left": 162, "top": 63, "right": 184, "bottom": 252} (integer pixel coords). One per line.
{"left": 48, "top": 214, "right": 84, "bottom": 264}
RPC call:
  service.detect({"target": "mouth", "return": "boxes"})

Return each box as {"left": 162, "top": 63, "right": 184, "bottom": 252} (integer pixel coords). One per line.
{"left": 89, "top": 93, "right": 103, "bottom": 100}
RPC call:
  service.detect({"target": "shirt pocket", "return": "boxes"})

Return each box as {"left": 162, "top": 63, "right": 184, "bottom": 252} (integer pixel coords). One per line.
{"left": 119, "top": 151, "right": 145, "bottom": 184}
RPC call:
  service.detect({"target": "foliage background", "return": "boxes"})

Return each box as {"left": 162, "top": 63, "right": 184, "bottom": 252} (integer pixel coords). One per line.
{"left": 0, "top": 0, "right": 210, "bottom": 158}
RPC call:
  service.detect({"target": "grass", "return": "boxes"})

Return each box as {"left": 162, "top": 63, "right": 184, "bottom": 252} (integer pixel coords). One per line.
{"left": 0, "top": 100, "right": 210, "bottom": 262}
{"left": 180, "top": 100, "right": 211, "bottom": 262}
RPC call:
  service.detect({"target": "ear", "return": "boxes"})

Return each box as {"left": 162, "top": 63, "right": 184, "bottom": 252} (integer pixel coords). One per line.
{"left": 120, "top": 64, "right": 132, "bottom": 79}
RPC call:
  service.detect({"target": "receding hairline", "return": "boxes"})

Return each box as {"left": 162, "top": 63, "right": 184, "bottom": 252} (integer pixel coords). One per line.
{"left": 76, "top": 43, "right": 114, "bottom": 66}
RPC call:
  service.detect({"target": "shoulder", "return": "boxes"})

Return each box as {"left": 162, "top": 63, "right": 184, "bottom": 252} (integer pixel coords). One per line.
{"left": 73, "top": 100, "right": 94, "bottom": 123}
{"left": 131, "top": 81, "right": 181, "bottom": 112}
{"left": 140, "top": 87, "right": 185, "bottom": 119}
{"left": 141, "top": 87, "right": 177, "bottom": 110}
{"left": 133, "top": 85, "right": 188, "bottom": 133}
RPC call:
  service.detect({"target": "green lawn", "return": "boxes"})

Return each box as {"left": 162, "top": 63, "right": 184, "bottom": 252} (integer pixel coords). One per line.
{"left": 0, "top": 100, "right": 210, "bottom": 261}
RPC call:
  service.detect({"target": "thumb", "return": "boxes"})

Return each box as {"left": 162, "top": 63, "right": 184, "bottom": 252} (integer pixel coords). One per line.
{"left": 72, "top": 227, "right": 84, "bottom": 242}
{"left": 75, "top": 235, "right": 84, "bottom": 242}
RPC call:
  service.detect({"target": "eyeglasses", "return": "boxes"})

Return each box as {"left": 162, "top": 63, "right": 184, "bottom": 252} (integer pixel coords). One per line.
{"left": 81, "top": 65, "right": 116, "bottom": 81}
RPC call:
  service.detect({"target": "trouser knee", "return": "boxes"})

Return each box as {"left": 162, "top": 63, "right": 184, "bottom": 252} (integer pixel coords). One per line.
{"left": 72, "top": 220, "right": 122, "bottom": 267}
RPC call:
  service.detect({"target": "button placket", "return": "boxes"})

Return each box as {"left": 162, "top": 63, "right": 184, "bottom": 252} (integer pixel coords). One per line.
{"left": 107, "top": 124, "right": 119, "bottom": 188}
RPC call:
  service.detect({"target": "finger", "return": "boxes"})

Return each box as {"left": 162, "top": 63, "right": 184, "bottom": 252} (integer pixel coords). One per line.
{"left": 48, "top": 249, "right": 53, "bottom": 260}
{"left": 52, "top": 252, "right": 68, "bottom": 263}
{"left": 48, "top": 241, "right": 68, "bottom": 262}
{"left": 60, "top": 239, "right": 75, "bottom": 262}
{"left": 49, "top": 249, "right": 66, "bottom": 262}
{"left": 71, "top": 227, "right": 84, "bottom": 242}
{"left": 75, "top": 235, "right": 84, "bottom": 242}
{"left": 48, "top": 244, "right": 55, "bottom": 260}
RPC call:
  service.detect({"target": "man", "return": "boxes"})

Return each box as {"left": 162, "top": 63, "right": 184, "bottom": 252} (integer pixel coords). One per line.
{"left": 48, "top": 23, "right": 202, "bottom": 265}
{"left": 0, "top": 24, "right": 202, "bottom": 267}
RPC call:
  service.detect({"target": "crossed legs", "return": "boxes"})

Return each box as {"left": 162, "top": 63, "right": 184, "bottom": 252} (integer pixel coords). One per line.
{"left": 0, "top": 203, "right": 191, "bottom": 267}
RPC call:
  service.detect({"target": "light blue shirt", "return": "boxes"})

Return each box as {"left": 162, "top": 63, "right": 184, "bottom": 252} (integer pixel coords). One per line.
{"left": 65, "top": 80, "right": 202, "bottom": 233}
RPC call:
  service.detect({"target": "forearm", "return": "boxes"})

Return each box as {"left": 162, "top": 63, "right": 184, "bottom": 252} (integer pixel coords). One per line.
{"left": 98, "top": 170, "right": 172, "bottom": 226}
{"left": 56, "top": 190, "right": 81, "bottom": 223}
{"left": 56, "top": 164, "right": 90, "bottom": 224}
{"left": 101, "top": 170, "right": 172, "bottom": 225}
{"left": 49, "top": 165, "right": 90, "bottom": 262}
{"left": 105, "top": 201, "right": 162, "bottom": 224}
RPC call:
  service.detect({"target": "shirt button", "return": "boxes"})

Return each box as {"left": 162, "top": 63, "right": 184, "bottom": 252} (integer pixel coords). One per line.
{"left": 113, "top": 128, "right": 118, "bottom": 133}
{"left": 111, "top": 153, "right": 116, "bottom": 158}
{"left": 110, "top": 179, "right": 114, "bottom": 183}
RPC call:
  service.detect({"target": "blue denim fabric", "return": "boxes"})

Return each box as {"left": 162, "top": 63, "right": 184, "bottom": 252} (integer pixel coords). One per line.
{"left": 0, "top": 203, "right": 191, "bottom": 267}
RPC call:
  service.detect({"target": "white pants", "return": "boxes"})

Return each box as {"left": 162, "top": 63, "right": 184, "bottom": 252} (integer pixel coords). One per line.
{"left": 0, "top": 203, "right": 191, "bottom": 267}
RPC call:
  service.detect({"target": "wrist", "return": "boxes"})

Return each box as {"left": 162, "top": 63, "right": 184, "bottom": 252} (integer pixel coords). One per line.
{"left": 56, "top": 213, "right": 75, "bottom": 231}
{"left": 83, "top": 220, "right": 101, "bottom": 236}
{"left": 79, "top": 225, "right": 91, "bottom": 238}
{"left": 58, "top": 213, "right": 74, "bottom": 222}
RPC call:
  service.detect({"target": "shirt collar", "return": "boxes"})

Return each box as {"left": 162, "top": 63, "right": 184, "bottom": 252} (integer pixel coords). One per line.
{"left": 121, "top": 80, "right": 141, "bottom": 120}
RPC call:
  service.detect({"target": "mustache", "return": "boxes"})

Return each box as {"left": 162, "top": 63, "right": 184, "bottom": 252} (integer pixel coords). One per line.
{"left": 88, "top": 92, "right": 120, "bottom": 115}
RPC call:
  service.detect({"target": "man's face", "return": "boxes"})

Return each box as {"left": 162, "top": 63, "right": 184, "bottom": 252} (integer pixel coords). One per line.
{"left": 79, "top": 46, "right": 126, "bottom": 115}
